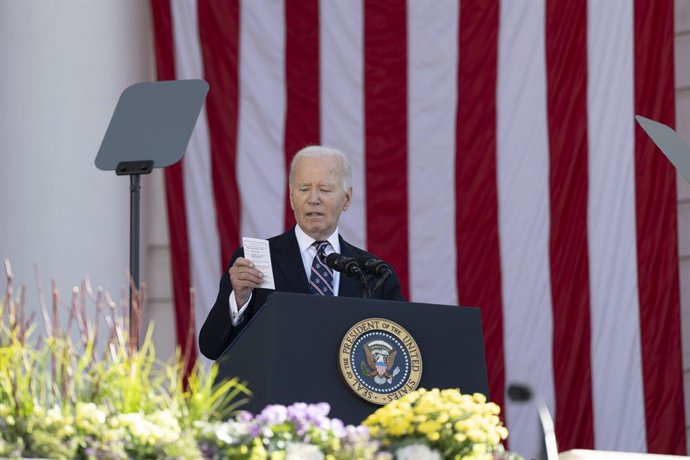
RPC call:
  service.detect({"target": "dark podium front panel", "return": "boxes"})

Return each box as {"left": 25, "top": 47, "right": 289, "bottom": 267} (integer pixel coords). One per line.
{"left": 216, "top": 292, "right": 488, "bottom": 425}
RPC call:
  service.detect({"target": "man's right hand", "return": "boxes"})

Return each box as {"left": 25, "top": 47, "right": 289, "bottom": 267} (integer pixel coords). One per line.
{"left": 229, "top": 257, "right": 264, "bottom": 306}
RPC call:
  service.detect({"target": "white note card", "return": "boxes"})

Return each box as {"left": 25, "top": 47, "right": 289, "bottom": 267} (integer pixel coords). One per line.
{"left": 242, "top": 237, "right": 275, "bottom": 290}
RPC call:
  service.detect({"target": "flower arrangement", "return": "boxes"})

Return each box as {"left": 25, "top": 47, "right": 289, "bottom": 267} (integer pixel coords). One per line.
{"left": 363, "top": 388, "right": 519, "bottom": 460}
{"left": 195, "top": 402, "right": 384, "bottom": 460}
{"left": 0, "top": 262, "right": 521, "bottom": 459}
{"left": 0, "top": 261, "right": 246, "bottom": 459}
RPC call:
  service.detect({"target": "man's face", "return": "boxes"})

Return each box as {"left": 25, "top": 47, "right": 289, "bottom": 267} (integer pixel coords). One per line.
{"left": 289, "top": 155, "right": 352, "bottom": 241}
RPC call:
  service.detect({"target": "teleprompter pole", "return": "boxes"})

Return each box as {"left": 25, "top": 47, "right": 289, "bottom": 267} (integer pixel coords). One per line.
{"left": 129, "top": 173, "right": 141, "bottom": 350}
{"left": 117, "top": 160, "right": 152, "bottom": 351}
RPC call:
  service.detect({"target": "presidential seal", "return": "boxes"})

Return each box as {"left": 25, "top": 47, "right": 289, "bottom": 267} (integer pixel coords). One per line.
{"left": 338, "top": 318, "right": 423, "bottom": 405}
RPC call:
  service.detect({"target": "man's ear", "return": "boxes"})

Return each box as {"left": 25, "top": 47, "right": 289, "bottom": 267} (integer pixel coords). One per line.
{"left": 343, "top": 187, "right": 352, "bottom": 211}
{"left": 289, "top": 187, "right": 296, "bottom": 210}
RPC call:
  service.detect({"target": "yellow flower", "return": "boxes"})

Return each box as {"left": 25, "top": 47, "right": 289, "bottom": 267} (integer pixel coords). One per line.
{"left": 488, "top": 431, "right": 501, "bottom": 445}
{"left": 417, "top": 420, "right": 441, "bottom": 435}
{"left": 454, "top": 419, "right": 475, "bottom": 432}
{"left": 414, "top": 414, "right": 427, "bottom": 423}
{"left": 364, "top": 387, "right": 510, "bottom": 455}
{"left": 473, "top": 443, "right": 487, "bottom": 455}
{"left": 472, "top": 393, "right": 487, "bottom": 404}
{"left": 250, "top": 437, "right": 268, "bottom": 460}
{"left": 467, "top": 428, "right": 487, "bottom": 443}
{"left": 388, "top": 419, "right": 412, "bottom": 436}
{"left": 426, "top": 431, "right": 441, "bottom": 442}
{"left": 270, "top": 451, "right": 286, "bottom": 460}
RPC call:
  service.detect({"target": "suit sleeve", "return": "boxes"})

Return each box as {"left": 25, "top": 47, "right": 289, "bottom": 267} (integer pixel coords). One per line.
{"left": 198, "top": 247, "right": 255, "bottom": 360}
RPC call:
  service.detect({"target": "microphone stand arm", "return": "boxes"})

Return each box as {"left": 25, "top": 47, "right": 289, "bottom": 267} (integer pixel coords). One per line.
{"left": 353, "top": 268, "right": 371, "bottom": 298}
{"left": 373, "top": 271, "right": 391, "bottom": 292}
{"left": 535, "top": 396, "right": 558, "bottom": 460}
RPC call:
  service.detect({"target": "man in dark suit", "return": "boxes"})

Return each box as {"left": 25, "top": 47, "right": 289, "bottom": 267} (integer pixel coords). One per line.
{"left": 199, "top": 146, "right": 404, "bottom": 360}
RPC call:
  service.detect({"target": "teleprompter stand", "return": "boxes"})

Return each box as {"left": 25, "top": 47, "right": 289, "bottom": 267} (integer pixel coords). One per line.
{"left": 95, "top": 79, "right": 209, "bottom": 349}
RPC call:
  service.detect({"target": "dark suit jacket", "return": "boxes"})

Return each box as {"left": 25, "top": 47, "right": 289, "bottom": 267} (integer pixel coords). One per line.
{"left": 199, "top": 227, "right": 404, "bottom": 360}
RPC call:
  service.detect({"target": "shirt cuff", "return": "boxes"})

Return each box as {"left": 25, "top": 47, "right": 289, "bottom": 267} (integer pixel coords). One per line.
{"left": 229, "top": 291, "right": 252, "bottom": 326}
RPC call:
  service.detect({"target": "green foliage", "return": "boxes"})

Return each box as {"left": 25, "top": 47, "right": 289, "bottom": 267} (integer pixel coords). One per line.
{"left": 0, "top": 262, "right": 250, "bottom": 459}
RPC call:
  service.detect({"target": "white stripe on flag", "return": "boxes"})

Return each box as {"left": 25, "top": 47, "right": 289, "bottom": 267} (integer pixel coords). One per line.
{"left": 238, "top": 1, "right": 286, "bottom": 239}
{"left": 407, "top": 0, "right": 458, "bottom": 305}
{"left": 497, "top": 1, "right": 555, "bottom": 458}
{"left": 587, "top": 0, "right": 646, "bottom": 451}
{"left": 320, "top": 0, "right": 366, "bottom": 250}
{"left": 171, "top": 0, "right": 219, "bottom": 364}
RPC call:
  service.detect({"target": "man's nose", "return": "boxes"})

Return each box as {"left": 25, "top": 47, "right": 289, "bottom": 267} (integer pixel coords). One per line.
{"left": 308, "top": 189, "right": 320, "bottom": 203}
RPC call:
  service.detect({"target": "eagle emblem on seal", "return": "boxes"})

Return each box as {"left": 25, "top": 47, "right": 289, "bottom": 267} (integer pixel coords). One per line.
{"left": 362, "top": 340, "right": 401, "bottom": 385}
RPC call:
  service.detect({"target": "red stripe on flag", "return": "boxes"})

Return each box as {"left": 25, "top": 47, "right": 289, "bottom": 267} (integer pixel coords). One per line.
{"left": 364, "top": 0, "right": 409, "bottom": 298}
{"left": 545, "top": 0, "right": 594, "bottom": 450}
{"left": 151, "top": 0, "right": 176, "bottom": 82}
{"left": 633, "top": 1, "right": 687, "bottom": 453}
{"left": 284, "top": 0, "right": 320, "bottom": 230}
{"left": 150, "top": 0, "right": 196, "bottom": 370}
{"left": 454, "top": 0, "right": 505, "bottom": 414}
{"left": 198, "top": 1, "right": 241, "bottom": 264}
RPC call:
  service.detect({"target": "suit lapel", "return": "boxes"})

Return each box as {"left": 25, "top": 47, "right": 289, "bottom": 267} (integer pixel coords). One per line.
{"left": 271, "top": 228, "right": 310, "bottom": 293}
{"left": 338, "top": 236, "right": 363, "bottom": 297}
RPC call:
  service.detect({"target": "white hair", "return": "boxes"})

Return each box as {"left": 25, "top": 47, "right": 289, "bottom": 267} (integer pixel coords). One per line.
{"left": 288, "top": 145, "right": 352, "bottom": 192}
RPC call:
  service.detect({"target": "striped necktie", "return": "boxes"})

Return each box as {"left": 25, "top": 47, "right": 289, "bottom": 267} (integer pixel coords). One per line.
{"left": 309, "top": 241, "right": 334, "bottom": 296}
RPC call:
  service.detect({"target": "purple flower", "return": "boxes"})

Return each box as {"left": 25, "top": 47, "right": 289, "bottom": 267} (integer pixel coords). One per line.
{"left": 343, "top": 424, "right": 372, "bottom": 444}
{"left": 258, "top": 404, "right": 288, "bottom": 425}
{"left": 249, "top": 424, "right": 263, "bottom": 438}
{"left": 284, "top": 402, "right": 329, "bottom": 436}
{"left": 329, "top": 418, "right": 346, "bottom": 438}
{"left": 237, "top": 411, "right": 253, "bottom": 422}
{"left": 234, "top": 400, "right": 379, "bottom": 455}
{"left": 307, "top": 402, "right": 330, "bottom": 419}
{"left": 287, "top": 403, "right": 308, "bottom": 423}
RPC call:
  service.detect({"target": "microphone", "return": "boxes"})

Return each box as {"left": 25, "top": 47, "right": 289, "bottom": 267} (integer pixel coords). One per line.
{"left": 507, "top": 383, "right": 558, "bottom": 460}
{"left": 357, "top": 257, "right": 392, "bottom": 292}
{"left": 357, "top": 257, "right": 393, "bottom": 278}
{"left": 325, "top": 253, "right": 371, "bottom": 298}
{"left": 325, "top": 253, "right": 362, "bottom": 277}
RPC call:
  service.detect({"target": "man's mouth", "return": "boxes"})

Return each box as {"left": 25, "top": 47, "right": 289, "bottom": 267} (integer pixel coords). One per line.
{"left": 306, "top": 212, "right": 324, "bottom": 217}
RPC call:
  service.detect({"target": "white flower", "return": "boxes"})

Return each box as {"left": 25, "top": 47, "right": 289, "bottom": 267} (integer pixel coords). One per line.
{"left": 45, "top": 405, "right": 63, "bottom": 425}
{"left": 285, "top": 442, "right": 325, "bottom": 460}
{"left": 75, "top": 402, "right": 107, "bottom": 428}
{"left": 395, "top": 443, "right": 442, "bottom": 460}
{"left": 214, "top": 421, "right": 249, "bottom": 445}
{"left": 112, "top": 411, "right": 180, "bottom": 446}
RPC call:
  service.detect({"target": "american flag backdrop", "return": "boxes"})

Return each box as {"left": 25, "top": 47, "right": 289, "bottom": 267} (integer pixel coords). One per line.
{"left": 150, "top": 0, "right": 686, "bottom": 457}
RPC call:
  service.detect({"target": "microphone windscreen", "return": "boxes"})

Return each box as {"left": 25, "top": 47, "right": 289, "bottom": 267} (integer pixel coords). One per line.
{"left": 325, "top": 252, "right": 340, "bottom": 269}
{"left": 355, "top": 256, "right": 374, "bottom": 271}
{"left": 507, "top": 383, "right": 532, "bottom": 402}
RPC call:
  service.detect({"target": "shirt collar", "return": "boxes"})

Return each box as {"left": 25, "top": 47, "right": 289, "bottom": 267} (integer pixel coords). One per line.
{"left": 294, "top": 225, "right": 341, "bottom": 254}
